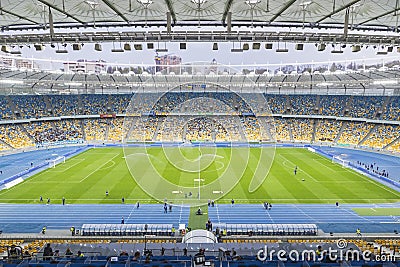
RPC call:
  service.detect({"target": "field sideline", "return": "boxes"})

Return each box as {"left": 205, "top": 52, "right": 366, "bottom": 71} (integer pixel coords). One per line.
{"left": 0, "top": 147, "right": 398, "bottom": 204}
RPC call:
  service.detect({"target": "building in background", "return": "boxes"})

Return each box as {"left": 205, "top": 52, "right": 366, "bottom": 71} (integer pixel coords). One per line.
{"left": 0, "top": 54, "right": 39, "bottom": 70}
{"left": 154, "top": 54, "right": 182, "bottom": 74}
{"left": 63, "top": 59, "right": 107, "bottom": 74}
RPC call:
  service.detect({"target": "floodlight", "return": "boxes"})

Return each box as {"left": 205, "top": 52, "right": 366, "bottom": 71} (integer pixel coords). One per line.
{"left": 34, "top": 44, "right": 44, "bottom": 51}
{"left": 124, "top": 43, "right": 132, "bottom": 51}
{"left": 252, "top": 43, "right": 260, "bottom": 50}
{"left": 1, "top": 45, "right": 9, "bottom": 53}
{"left": 295, "top": 44, "right": 304, "bottom": 50}
{"left": 352, "top": 45, "right": 361, "bottom": 52}
{"left": 265, "top": 43, "right": 273, "bottom": 49}
{"left": 317, "top": 43, "right": 326, "bottom": 51}
{"left": 212, "top": 43, "right": 218, "bottom": 50}
{"left": 94, "top": 43, "right": 102, "bottom": 51}
{"left": 72, "top": 44, "right": 82, "bottom": 50}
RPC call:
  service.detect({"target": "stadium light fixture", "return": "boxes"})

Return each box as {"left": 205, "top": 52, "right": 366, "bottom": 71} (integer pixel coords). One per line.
{"left": 72, "top": 43, "right": 82, "bottom": 50}
{"left": 295, "top": 44, "right": 304, "bottom": 50}
{"left": 94, "top": 43, "right": 102, "bottom": 51}
{"left": 1, "top": 45, "right": 9, "bottom": 53}
{"left": 34, "top": 44, "right": 44, "bottom": 51}
{"left": 147, "top": 43, "right": 154, "bottom": 49}
{"left": 352, "top": 45, "right": 361, "bottom": 52}
{"left": 212, "top": 43, "right": 218, "bottom": 50}
{"left": 124, "top": 43, "right": 132, "bottom": 51}
{"left": 265, "top": 43, "right": 273, "bottom": 49}
{"left": 317, "top": 43, "right": 326, "bottom": 51}
{"left": 252, "top": 43, "right": 260, "bottom": 50}
{"left": 180, "top": 43, "right": 187, "bottom": 50}
{"left": 243, "top": 43, "right": 249, "bottom": 50}
{"left": 134, "top": 44, "right": 142, "bottom": 50}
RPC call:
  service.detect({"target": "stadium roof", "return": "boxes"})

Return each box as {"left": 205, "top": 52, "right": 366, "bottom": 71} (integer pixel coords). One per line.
{"left": 0, "top": 0, "right": 400, "bottom": 46}
{"left": 1, "top": 66, "right": 399, "bottom": 95}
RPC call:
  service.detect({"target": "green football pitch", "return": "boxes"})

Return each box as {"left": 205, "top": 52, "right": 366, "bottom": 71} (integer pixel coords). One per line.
{"left": 0, "top": 147, "right": 398, "bottom": 204}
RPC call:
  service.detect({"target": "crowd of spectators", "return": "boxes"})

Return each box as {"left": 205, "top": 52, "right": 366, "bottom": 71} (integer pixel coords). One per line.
{"left": 25, "top": 121, "right": 82, "bottom": 144}
{"left": 291, "top": 119, "right": 313, "bottom": 142}
{"left": 11, "top": 95, "right": 49, "bottom": 119}
{"left": 381, "top": 97, "right": 400, "bottom": 121}
{"left": 319, "top": 95, "right": 347, "bottom": 116}
{"left": 288, "top": 95, "right": 317, "bottom": 115}
{"left": 348, "top": 96, "right": 385, "bottom": 119}
{"left": 0, "top": 94, "right": 399, "bottom": 120}
{"left": 315, "top": 120, "right": 342, "bottom": 142}
{"left": 337, "top": 122, "right": 374, "bottom": 146}
{"left": 0, "top": 94, "right": 398, "bottom": 152}
{"left": 273, "top": 118, "right": 291, "bottom": 142}
{"left": 0, "top": 124, "right": 33, "bottom": 149}
{"left": 107, "top": 118, "right": 124, "bottom": 141}
{"left": 49, "top": 95, "right": 80, "bottom": 116}
{"left": 0, "top": 95, "right": 13, "bottom": 120}
{"left": 186, "top": 117, "right": 214, "bottom": 141}
{"left": 363, "top": 124, "right": 399, "bottom": 149}
{"left": 83, "top": 119, "right": 107, "bottom": 141}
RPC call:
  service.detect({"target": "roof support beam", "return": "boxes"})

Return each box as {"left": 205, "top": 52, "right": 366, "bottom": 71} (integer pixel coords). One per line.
{"left": 221, "top": 0, "right": 234, "bottom": 25}
{"left": 100, "top": 0, "right": 130, "bottom": 22}
{"left": 37, "top": 0, "right": 84, "bottom": 24}
{"left": 270, "top": 0, "right": 297, "bottom": 23}
{"left": 164, "top": 0, "right": 177, "bottom": 24}
{"left": 358, "top": 8, "right": 400, "bottom": 25}
{"left": 0, "top": 8, "right": 38, "bottom": 24}
{"left": 316, "top": 0, "right": 361, "bottom": 23}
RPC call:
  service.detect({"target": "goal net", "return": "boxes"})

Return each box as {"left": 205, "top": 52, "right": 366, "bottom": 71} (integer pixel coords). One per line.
{"left": 48, "top": 156, "right": 66, "bottom": 168}
{"left": 332, "top": 155, "right": 350, "bottom": 168}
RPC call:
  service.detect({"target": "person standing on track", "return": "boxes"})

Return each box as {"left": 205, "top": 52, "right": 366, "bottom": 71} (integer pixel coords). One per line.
{"left": 294, "top": 166, "right": 298, "bottom": 175}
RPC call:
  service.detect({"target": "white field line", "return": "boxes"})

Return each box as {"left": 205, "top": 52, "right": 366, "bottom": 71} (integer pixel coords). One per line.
{"left": 79, "top": 154, "right": 120, "bottom": 182}
{"left": 49, "top": 158, "right": 86, "bottom": 173}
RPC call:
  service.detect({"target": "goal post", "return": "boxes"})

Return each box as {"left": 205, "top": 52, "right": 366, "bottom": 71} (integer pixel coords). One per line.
{"left": 332, "top": 155, "right": 350, "bottom": 168}
{"left": 48, "top": 156, "right": 66, "bottom": 168}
